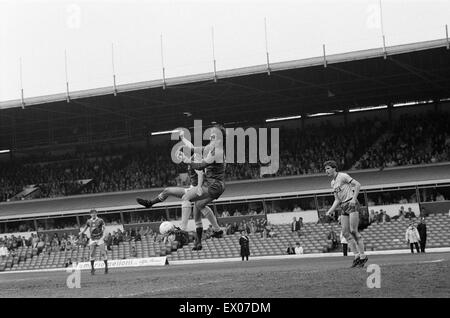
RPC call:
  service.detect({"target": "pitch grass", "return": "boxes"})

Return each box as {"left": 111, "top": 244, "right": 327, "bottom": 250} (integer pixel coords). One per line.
{"left": 0, "top": 252, "right": 449, "bottom": 298}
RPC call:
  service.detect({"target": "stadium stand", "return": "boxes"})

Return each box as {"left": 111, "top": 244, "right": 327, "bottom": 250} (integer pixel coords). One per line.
{"left": 354, "top": 111, "right": 450, "bottom": 170}
{"left": 363, "top": 213, "right": 450, "bottom": 251}
{"left": 2, "top": 111, "right": 449, "bottom": 202}
{"left": 1, "top": 39, "right": 450, "bottom": 273}
{"left": 2, "top": 213, "right": 449, "bottom": 271}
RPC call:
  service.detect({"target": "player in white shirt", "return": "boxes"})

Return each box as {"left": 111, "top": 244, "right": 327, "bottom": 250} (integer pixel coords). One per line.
{"left": 324, "top": 160, "right": 368, "bottom": 268}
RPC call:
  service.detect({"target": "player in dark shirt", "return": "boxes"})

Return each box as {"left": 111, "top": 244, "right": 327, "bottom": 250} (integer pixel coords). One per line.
{"left": 80, "top": 209, "right": 108, "bottom": 275}
{"left": 166, "top": 226, "right": 192, "bottom": 249}
{"left": 177, "top": 125, "right": 227, "bottom": 250}
{"left": 136, "top": 152, "right": 204, "bottom": 231}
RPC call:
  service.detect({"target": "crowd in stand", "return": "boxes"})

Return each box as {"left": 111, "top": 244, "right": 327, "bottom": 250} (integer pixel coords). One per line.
{"left": 221, "top": 218, "right": 277, "bottom": 238}
{"left": 0, "top": 145, "right": 182, "bottom": 202}
{"left": 368, "top": 206, "right": 419, "bottom": 225}
{"left": 0, "top": 226, "right": 171, "bottom": 259}
{"left": 1, "top": 112, "right": 450, "bottom": 202}
{"left": 0, "top": 233, "right": 87, "bottom": 258}
{"left": 355, "top": 111, "right": 450, "bottom": 169}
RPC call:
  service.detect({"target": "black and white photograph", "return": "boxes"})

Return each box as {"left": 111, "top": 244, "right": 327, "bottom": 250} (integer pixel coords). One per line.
{"left": 0, "top": 0, "right": 450, "bottom": 303}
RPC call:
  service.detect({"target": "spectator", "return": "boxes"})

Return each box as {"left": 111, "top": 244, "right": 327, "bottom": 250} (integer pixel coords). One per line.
{"left": 380, "top": 210, "right": 391, "bottom": 223}
{"left": 369, "top": 210, "right": 376, "bottom": 224}
{"left": 204, "top": 225, "right": 214, "bottom": 240}
{"left": 231, "top": 222, "right": 239, "bottom": 235}
{"left": 327, "top": 226, "right": 338, "bottom": 251}
{"left": 392, "top": 207, "right": 405, "bottom": 221}
{"left": 130, "top": 246, "right": 138, "bottom": 258}
{"left": 405, "top": 222, "right": 421, "bottom": 254}
{"left": 225, "top": 223, "right": 232, "bottom": 235}
{"left": 405, "top": 207, "right": 416, "bottom": 219}
{"left": 105, "top": 233, "right": 113, "bottom": 251}
{"left": 64, "top": 258, "right": 73, "bottom": 268}
{"left": 135, "top": 228, "right": 142, "bottom": 242}
{"left": 417, "top": 218, "right": 427, "bottom": 253}
{"left": 435, "top": 193, "right": 445, "bottom": 202}
{"left": 286, "top": 243, "right": 295, "bottom": 255}
{"left": 255, "top": 219, "right": 264, "bottom": 234}
{"left": 293, "top": 205, "right": 302, "bottom": 212}
{"left": 294, "top": 242, "right": 304, "bottom": 255}
{"left": 0, "top": 244, "right": 8, "bottom": 259}
{"left": 420, "top": 207, "right": 430, "bottom": 218}
{"left": 376, "top": 210, "right": 384, "bottom": 223}
{"left": 36, "top": 237, "right": 45, "bottom": 255}
{"left": 243, "top": 220, "right": 251, "bottom": 234}
{"left": 267, "top": 226, "right": 277, "bottom": 238}
{"left": 239, "top": 230, "right": 250, "bottom": 261}
{"left": 248, "top": 219, "right": 256, "bottom": 234}
{"left": 291, "top": 217, "right": 300, "bottom": 234}
{"left": 298, "top": 217, "right": 303, "bottom": 237}
{"left": 123, "top": 230, "right": 131, "bottom": 242}
{"left": 261, "top": 225, "right": 268, "bottom": 239}
{"left": 59, "top": 237, "right": 67, "bottom": 251}
{"left": 78, "top": 233, "right": 88, "bottom": 248}
{"left": 31, "top": 234, "right": 39, "bottom": 248}
{"left": 138, "top": 226, "right": 147, "bottom": 237}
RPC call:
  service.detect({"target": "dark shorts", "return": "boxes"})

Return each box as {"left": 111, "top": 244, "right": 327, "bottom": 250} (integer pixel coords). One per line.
{"left": 206, "top": 180, "right": 225, "bottom": 200}
{"left": 340, "top": 200, "right": 360, "bottom": 216}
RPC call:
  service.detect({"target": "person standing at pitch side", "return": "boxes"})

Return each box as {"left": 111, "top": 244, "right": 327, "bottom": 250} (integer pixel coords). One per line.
{"left": 324, "top": 160, "right": 368, "bottom": 268}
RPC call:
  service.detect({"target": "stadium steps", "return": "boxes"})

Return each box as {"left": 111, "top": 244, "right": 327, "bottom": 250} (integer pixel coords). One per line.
{"left": 363, "top": 214, "right": 450, "bottom": 251}
{"left": 5, "top": 215, "right": 449, "bottom": 270}
{"left": 166, "top": 223, "right": 341, "bottom": 262}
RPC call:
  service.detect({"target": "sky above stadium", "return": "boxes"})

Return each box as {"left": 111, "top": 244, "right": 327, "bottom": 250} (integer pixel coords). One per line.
{"left": 0, "top": 0, "right": 449, "bottom": 102}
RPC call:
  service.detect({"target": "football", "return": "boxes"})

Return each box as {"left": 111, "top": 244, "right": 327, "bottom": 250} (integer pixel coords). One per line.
{"left": 159, "top": 221, "right": 175, "bottom": 235}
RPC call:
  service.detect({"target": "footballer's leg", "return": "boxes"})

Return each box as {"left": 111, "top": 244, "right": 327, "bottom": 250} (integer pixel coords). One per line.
{"left": 192, "top": 204, "right": 203, "bottom": 251}
{"left": 179, "top": 186, "right": 201, "bottom": 231}
{"left": 99, "top": 239, "right": 108, "bottom": 274}
{"left": 341, "top": 215, "right": 360, "bottom": 268}
{"left": 89, "top": 241, "right": 97, "bottom": 275}
{"left": 196, "top": 197, "right": 223, "bottom": 237}
{"left": 182, "top": 185, "right": 212, "bottom": 241}
{"left": 137, "top": 187, "right": 186, "bottom": 208}
{"left": 182, "top": 185, "right": 210, "bottom": 203}
{"left": 349, "top": 209, "right": 367, "bottom": 268}
{"left": 180, "top": 199, "right": 192, "bottom": 231}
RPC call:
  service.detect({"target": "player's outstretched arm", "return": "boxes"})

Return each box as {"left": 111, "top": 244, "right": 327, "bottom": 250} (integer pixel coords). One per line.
{"left": 189, "top": 149, "right": 221, "bottom": 170}
{"left": 79, "top": 223, "right": 89, "bottom": 237}
{"left": 178, "top": 130, "right": 204, "bottom": 152}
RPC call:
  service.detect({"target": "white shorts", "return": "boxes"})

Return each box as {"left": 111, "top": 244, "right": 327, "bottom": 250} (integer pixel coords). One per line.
{"left": 88, "top": 237, "right": 105, "bottom": 246}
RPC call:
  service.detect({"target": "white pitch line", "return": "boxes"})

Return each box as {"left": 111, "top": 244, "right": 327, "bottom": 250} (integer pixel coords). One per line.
{"left": 420, "top": 259, "right": 444, "bottom": 264}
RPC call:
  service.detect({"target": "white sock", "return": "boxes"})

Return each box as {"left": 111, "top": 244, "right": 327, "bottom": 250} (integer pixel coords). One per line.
{"left": 202, "top": 206, "right": 220, "bottom": 231}
{"left": 180, "top": 201, "right": 191, "bottom": 231}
